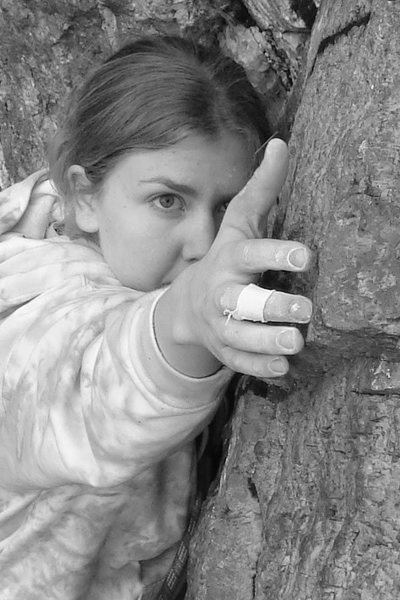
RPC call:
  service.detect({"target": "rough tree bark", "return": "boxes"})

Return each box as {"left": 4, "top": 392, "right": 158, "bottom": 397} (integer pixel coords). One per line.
{"left": 0, "top": 0, "right": 302, "bottom": 184}
{"left": 188, "top": 1, "right": 400, "bottom": 599}
{"left": 1, "top": 1, "right": 399, "bottom": 599}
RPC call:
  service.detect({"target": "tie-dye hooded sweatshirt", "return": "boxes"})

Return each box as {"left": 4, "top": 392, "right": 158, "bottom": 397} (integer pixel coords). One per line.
{"left": 0, "top": 172, "right": 232, "bottom": 599}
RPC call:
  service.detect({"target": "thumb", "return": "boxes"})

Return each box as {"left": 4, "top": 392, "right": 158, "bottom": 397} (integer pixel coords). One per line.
{"left": 219, "top": 138, "right": 289, "bottom": 242}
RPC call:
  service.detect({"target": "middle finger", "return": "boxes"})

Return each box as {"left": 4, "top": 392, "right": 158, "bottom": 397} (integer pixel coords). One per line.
{"left": 219, "top": 285, "right": 312, "bottom": 324}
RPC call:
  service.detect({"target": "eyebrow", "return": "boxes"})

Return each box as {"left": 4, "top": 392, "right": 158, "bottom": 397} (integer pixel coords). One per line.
{"left": 139, "top": 177, "right": 198, "bottom": 196}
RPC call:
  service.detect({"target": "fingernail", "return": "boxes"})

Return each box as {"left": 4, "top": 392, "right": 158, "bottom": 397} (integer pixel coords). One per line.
{"left": 277, "top": 329, "right": 296, "bottom": 351}
{"left": 289, "top": 299, "right": 312, "bottom": 322}
{"left": 288, "top": 247, "right": 308, "bottom": 269}
{"left": 270, "top": 358, "right": 288, "bottom": 375}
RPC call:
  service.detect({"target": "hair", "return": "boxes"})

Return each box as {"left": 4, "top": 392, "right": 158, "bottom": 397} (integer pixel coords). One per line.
{"left": 49, "top": 34, "right": 272, "bottom": 199}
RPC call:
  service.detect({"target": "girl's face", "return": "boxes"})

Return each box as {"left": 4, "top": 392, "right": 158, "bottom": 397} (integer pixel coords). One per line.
{"left": 75, "top": 133, "right": 254, "bottom": 291}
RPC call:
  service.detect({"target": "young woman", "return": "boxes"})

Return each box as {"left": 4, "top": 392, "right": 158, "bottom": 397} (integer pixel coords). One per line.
{"left": 0, "top": 35, "right": 312, "bottom": 599}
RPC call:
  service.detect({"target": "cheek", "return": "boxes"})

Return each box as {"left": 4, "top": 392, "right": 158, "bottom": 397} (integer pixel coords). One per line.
{"left": 99, "top": 208, "right": 137, "bottom": 247}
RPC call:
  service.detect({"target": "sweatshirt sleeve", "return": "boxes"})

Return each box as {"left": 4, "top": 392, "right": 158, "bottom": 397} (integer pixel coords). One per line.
{"left": 0, "top": 169, "right": 59, "bottom": 238}
{"left": 0, "top": 240, "right": 233, "bottom": 491}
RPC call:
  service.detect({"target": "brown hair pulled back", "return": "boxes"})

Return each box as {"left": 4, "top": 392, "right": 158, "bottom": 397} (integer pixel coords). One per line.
{"left": 49, "top": 35, "right": 271, "bottom": 197}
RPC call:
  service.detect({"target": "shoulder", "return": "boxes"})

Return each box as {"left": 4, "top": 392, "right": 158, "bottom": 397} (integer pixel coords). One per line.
{"left": 0, "top": 235, "right": 123, "bottom": 313}
{"left": 0, "top": 234, "right": 106, "bottom": 269}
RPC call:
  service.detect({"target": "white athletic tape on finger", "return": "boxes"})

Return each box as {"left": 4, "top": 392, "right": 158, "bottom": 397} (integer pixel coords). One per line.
{"left": 223, "top": 283, "right": 275, "bottom": 324}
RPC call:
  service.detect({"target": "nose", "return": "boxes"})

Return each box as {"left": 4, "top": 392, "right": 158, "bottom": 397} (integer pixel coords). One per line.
{"left": 181, "top": 212, "right": 216, "bottom": 263}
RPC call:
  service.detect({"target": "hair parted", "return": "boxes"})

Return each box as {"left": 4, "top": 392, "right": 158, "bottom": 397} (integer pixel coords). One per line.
{"left": 49, "top": 34, "right": 271, "bottom": 197}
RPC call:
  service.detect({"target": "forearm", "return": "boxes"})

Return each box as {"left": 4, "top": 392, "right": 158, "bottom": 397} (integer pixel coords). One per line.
{"left": 0, "top": 278, "right": 230, "bottom": 490}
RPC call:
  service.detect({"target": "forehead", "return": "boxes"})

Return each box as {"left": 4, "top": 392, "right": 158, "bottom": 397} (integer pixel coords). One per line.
{"left": 112, "top": 133, "right": 254, "bottom": 197}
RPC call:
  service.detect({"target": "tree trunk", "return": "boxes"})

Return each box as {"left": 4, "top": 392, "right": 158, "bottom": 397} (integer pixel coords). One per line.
{"left": 1, "top": 1, "right": 399, "bottom": 599}
{"left": 187, "top": 1, "right": 400, "bottom": 599}
{"left": 0, "top": 0, "right": 301, "bottom": 185}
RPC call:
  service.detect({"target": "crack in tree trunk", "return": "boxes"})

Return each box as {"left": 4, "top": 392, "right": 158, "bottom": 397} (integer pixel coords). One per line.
{"left": 308, "top": 12, "right": 371, "bottom": 76}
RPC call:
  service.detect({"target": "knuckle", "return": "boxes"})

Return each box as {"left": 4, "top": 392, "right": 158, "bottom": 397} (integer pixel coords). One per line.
{"left": 219, "top": 326, "right": 231, "bottom": 346}
{"left": 216, "top": 284, "right": 236, "bottom": 312}
{"left": 220, "top": 346, "right": 240, "bottom": 371}
{"left": 239, "top": 241, "right": 252, "bottom": 267}
{"left": 255, "top": 329, "right": 270, "bottom": 352}
{"left": 251, "top": 358, "right": 268, "bottom": 377}
{"left": 221, "top": 323, "right": 239, "bottom": 346}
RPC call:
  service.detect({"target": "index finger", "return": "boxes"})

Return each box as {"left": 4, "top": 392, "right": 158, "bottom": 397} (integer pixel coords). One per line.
{"left": 219, "top": 138, "right": 289, "bottom": 242}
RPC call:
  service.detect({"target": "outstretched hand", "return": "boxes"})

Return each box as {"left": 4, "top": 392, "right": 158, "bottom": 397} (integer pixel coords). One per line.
{"left": 156, "top": 139, "right": 312, "bottom": 378}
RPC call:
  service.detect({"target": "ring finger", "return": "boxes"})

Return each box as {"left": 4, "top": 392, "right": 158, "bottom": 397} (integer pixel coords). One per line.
{"left": 220, "top": 320, "right": 305, "bottom": 355}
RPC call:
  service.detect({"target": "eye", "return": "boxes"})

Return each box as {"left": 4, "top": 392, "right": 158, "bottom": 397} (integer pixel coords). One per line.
{"left": 152, "top": 194, "right": 184, "bottom": 211}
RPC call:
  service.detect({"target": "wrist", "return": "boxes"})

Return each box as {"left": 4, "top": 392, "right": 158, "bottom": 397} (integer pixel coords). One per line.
{"left": 153, "top": 282, "right": 221, "bottom": 378}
